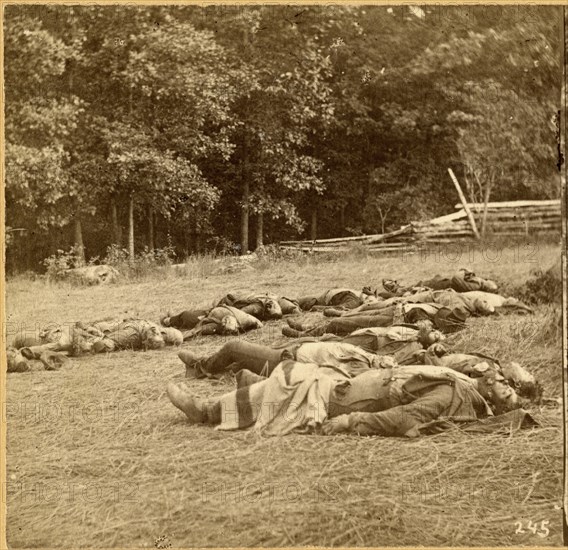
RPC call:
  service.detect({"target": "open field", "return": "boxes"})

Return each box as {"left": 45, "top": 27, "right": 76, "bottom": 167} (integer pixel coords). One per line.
{"left": 5, "top": 241, "right": 564, "bottom": 547}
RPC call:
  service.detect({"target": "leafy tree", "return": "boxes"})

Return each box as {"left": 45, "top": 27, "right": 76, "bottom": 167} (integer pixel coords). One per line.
{"left": 4, "top": 7, "right": 89, "bottom": 261}
{"left": 4, "top": 5, "right": 562, "bottom": 271}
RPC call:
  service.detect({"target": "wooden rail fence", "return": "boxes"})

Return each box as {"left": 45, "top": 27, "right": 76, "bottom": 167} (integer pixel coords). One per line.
{"left": 280, "top": 200, "right": 561, "bottom": 253}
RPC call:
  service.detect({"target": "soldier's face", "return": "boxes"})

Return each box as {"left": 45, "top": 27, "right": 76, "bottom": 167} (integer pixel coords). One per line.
{"left": 146, "top": 328, "right": 165, "bottom": 349}
{"left": 148, "top": 337, "right": 165, "bottom": 349}
{"left": 266, "top": 301, "right": 282, "bottom": 319}
{"left": 222, "top": 316, "right": 239, "bottom": 334}
{"left": 490, "top": 379, "right": 519, "bottom": 414}
{"left": 78, "top": 340, "right": 94, "bottom": 353}
{"left": 425, "top": 330, "right": 444, "bottom": 345}
{"left": 475, "top": 299, "right": 494, "bottom": 315}
{"left": 7, "top": 349, "right": 30, "bottom": 372}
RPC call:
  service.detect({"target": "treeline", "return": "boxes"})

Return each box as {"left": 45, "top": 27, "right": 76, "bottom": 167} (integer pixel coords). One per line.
{"left": 5, "top": 5, "right": 561, "bottom": 272}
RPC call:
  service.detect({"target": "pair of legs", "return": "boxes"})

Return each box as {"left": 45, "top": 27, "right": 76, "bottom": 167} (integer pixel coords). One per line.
{"left": 163, "top": 309, "right": 209, "bottom": 330}
{"left": 179, "top": 340, "right": 285, "bottom": 377}
{"left": 285, "top": 312, "right": 395, "bottom": 337}
{"left": 167, "top": 365, "right": 395, "bottom": 427}
{"left": 298, "top": 292, "right": 363, "bottom": 312}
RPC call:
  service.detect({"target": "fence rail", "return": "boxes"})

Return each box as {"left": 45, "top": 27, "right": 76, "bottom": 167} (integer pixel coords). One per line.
{"left": 280, "top": 200, "right": 561, "bottom": 253}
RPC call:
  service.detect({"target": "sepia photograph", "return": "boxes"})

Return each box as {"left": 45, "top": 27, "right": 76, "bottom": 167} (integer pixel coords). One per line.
{"left": 2, "top": 3, "right": 566, "bottom": 548}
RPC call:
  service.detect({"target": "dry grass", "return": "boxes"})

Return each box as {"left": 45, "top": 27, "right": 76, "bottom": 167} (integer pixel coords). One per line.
{"left": 5, "top": 241, "right": 563, "bottom": 547}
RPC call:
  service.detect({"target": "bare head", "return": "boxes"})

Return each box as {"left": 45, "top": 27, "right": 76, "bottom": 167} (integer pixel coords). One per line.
{"left": 473, "top": 298, "right": 494, "bottom": 315}
{"left": 476, "top": 366, "right": 520, "bottom": 414}
{"left": 161, "top": 327, "right": 183, "bottom": 346}
{"left": 221, "top": 315, "right": 239, "bottom": 335}
{"left": 265, "top": 300, "right": 283, "bottom": 320}
{"left": 501, "top": 362, "right": 543, "bottom": 402}
{"left": 143, "top": 324, "right": 166, "bottom": 349}
{"left": 7, "top": 348, "right": 30, "bottom": 373}
{"left": 417, "top": 323, "right": 445, "bottom": 346}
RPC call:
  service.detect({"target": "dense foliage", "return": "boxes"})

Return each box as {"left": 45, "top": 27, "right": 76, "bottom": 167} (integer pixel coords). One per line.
{"left": 4, "top": 5, "right": 562, "bottom": 272}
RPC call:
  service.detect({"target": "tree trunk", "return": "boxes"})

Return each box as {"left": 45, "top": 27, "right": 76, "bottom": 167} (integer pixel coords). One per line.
{"left": 340, "top": 204, "right": 345, "bottom": 233}
{"left": 127, "top": 195, "right": 135, "bottom": 258}
{"left": 153, "top": 211, "right": 158, "bottom": 249}
{"left": 74, "top": 217, "right": 85, "bottom": 266}
{"left": 255, "top": 177, "right": 264, "bottom": 249}
{"left": 110, "top": 197, "right": 122, "bottom": 245}
{"left": 194, "top": 211, "right": 201, "bottom": 254}
{"left": 256, "top": 213, "right": 264, "bottom": 249}
{"left": 240, "top": 148, "right": 250, "bottom": 254}
{"left": 310, "top": 210, "right": 317, "bottom": 241}
{"left": 147, "top": 204, "right": 155, "bottom": 251}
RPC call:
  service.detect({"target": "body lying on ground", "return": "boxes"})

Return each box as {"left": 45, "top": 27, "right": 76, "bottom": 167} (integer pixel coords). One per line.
{"left": 215, "top": 292, "right": 298, "bottom": 319}
{"left": 382, "top": 269, "right": 498, "bottom": 298}
{"left": 416, "top": 345, "right": 543, "bottom": 402}
{"left": 8, "top": 322, "right": 98, "bottom": 371}
{"left": 178, "top": 340, "right": 398, "bottom": 379}
{"left": 297, "top": 288, "right": 378, "bottom": 312}
{"left": 178, "top": 325, "right": 443, "bottom": 378}
{"left": 170, "top": 306, "right": 263, "bottom": 338}
{"left": 326, "top": 289, "right": 494, "bottom": 319}
{"left": 11, "top": 323, "right": 99, "bottom": 357}
{"left": 283, "top": 301, "right": 469, "bottom": 337}
{"left": 178, "top": 334, "right": 543, "bottom": 403}
{"left": 325, "top": 328, "right": 541, "bottom": 400}
{"left": 323, "top": 325, "right": 442, "bottom": 358}
{"left": 167, "top": 361, "right": 534, "bottom": 437}
{"left": 89, "top": 319, "right": 182, "bottom": 352}
{"left": 6, "top": 346, "right": 68, "bottom": 372}
{"left": 460, "top": 291, "right": 533, "bottom": 314}
{"left": 10, "top": 319, "right": 182, "bottom": 359}
{"left": 419, "top": 269, "right": 498, "bottom": 293}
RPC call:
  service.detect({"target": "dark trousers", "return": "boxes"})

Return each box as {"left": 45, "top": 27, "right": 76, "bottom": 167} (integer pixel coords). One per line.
{"left": 325, "top": 314, "right": 394, "bottom": 335}
{"left": 169, "top": 309, "right": 209, "bottom": 329}
{"left": 332, "top": 294, "right": 363, "bottom": 309}
{"left": 203, "top": 340, "right": 284, "bottom": 375}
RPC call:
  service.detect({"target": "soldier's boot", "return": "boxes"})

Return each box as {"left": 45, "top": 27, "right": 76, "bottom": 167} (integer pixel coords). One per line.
{"left": 178, "top": 350, "right": 207, "bottom": 378}
{"left": 167, "top": 382, "right": 221, "bottom": 425}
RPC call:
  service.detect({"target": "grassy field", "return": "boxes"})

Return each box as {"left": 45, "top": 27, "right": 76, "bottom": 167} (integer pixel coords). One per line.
{"left": 5, "top": 241, "right": 564, "bottom": 547}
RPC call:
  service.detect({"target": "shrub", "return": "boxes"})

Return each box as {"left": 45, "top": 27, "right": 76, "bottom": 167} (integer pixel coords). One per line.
{"left": 206, "top": 235, "right": 240, "bottom": 256}
{"left": 42, "top": 245, "right": 86, "bottom": 281}
{"left": 517, "top": 266, "right": 562, "bottom": 306}
{"left": 102, "top": 244, "right": 177, "bottom": 280}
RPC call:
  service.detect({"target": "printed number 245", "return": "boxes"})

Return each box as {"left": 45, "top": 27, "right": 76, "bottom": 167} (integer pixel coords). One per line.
{"left": 515, "top": 520, "right": 550, "bottom": 537}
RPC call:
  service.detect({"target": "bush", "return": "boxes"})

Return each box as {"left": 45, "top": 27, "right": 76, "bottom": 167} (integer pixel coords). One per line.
{"left": 206, "top": 235, "right": 240, "bottom": 256}
{"left": 43, "top": 245, "right": 86, "bottom": 281}
{"left": 102, "top": 244, "right": 176, "bottom": 280}
{"left": 518, "top": 266, "right": 562, "bottom": 306}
